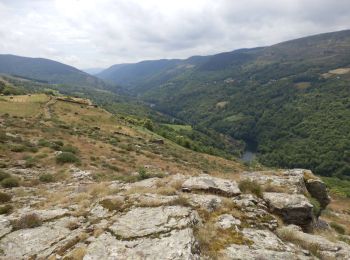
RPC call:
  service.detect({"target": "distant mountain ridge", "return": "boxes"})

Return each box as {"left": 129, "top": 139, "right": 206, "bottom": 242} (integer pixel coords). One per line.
{"left": 0, "top": 54, "right": 106, "bottom": 88}
{"left": 97, "top": 29, "right": 350, "bottom": 178}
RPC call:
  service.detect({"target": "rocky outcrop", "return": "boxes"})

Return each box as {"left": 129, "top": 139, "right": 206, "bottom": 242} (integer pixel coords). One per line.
{"left": 0, "top": 169, "right": 337, "bottom": 259}
{"left": 277, "top": 225, "right": 350, "bottom": 259}
{"left": 182, "top": 174, "right": 241, "bottom": 196}
{"left": 84, "top": 228, "right": 199, "bottom": 260}
{"left": 109, "top": 206, "right": 199, "bottom": 239}
{"left": 263, "top": 192, "right": 313, "bottom": 230}
{"left": 305, "top": 178, "right": 331, "bottom": 209}
{"left": 223, "top": 228, "right": 312, "bottom": 259}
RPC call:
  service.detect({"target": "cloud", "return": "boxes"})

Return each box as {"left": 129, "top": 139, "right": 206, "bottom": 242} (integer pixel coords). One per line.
{"left": 0, "top": 0, "right": 349, "bottom": 68}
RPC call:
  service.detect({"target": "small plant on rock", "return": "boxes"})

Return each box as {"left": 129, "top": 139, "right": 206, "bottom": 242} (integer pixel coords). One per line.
{"left": 1, "top": 176, "right": 20, "bottom": 188}
{"left": 238, "top": 179, "right": 263, "bottom": 198}
{"left": 0, "top": 192, "right": 12, "bottom": 203}
{"left": 12, "top": 213, "right": 42, "bottom": 230}
{"left": 39, "top": 173, "right": 55, "bottom": 183}
{"left": 138, "top": 167, "right": 150, "bottom": 180}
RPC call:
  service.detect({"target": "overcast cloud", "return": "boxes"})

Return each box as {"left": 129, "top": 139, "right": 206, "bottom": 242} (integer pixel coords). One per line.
{"left": 0, "top": 0, "right": 349, "bottom": 69}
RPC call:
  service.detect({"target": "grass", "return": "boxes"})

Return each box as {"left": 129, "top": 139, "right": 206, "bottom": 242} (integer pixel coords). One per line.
{"left": 12, "top": 213, "right": 42, "bottom": 230}
{"left": 1, "top": 176, "right": 20, "bottom": 188}
{"left": 56, "top": 152, "right": 80, "bottom": 164}
{"left": 238, "top": 179, "right": 263, "bottom": 198}
{"left": 0, "top": 205, "right": 13, "bottom": 215}
{"left": 0, "top": 192, "right": 12, "bottom": 203}
{"left": 162, "top": 124, "right": 192, "bottom": 131}
{"left": 39, "top": 173, "right": 55, "bottom": 183}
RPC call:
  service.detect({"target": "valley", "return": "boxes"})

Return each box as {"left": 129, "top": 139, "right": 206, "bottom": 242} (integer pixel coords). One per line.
{"left": 0, "top": 29, "right": 349, "bottom": 259}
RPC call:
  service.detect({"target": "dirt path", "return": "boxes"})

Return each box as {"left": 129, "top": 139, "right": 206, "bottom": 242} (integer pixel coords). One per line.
{"left": 43, "top": 96, "right": 57, "bottom": 120}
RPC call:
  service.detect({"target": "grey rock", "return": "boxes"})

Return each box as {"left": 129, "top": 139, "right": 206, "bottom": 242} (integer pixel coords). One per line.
{"left": 0, "top": 225, "right": 70, "bottom": 258}
{"left": 216, "top": 214, "right": 241, "bottom": 229}
{"left": 0, "top": 216, "right": 12, "bottom": 238}
{"left": 186, "top": 194, "right": 223, "bottom": 212}
{"left": 109, "top": 206, "right": 199, "bottom": 239}
{"left": 242, "top": 169, "right": 308, "bottom": 194}
{"left": 277, "top": 225, "right": 350, "bottom": 259}
{"left": 305, "top": 178, "right": 331, "bottom": 209}
{"left": 223, "top": 228, "right": 312, "bottom": 259}
{"left": 263, "top": 192, "right": 313, "bottom": 229}
{"left": 84, "top": 228, "right": 199, "bottom": 260}
{"left": 129, "top": 193, "right": 179, "bottom": 207}
{"left": 182, "top": 174, "right": 241, "bottom": 197}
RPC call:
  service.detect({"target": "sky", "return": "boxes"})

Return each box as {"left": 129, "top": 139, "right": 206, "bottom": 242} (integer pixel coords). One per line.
{"left": 0, "top": 0, "right": 349, "bottom": 69}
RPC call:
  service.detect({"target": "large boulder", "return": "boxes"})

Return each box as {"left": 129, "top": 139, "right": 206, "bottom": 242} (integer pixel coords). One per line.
{"left": 109, "top": 206, "right": 199, "bottom": 239}
{"left": 263, "top": 192, "right": 313, "bottom": 229}
{"left": 182, "top": 174, "right": 241, "bottom": 197}
{"left": 305, "top": 178, "right": 331, "bottom": 209}
{"left": 84, "top": 228, "right": 199, "bottom": 260}
{"left": 241, "top": 169, "right": 308, "bottom": 194}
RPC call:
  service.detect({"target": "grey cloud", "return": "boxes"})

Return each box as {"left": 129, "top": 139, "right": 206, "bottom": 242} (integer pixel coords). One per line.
{"left": 0, "top": 0, "right": 349, "bottom": 68}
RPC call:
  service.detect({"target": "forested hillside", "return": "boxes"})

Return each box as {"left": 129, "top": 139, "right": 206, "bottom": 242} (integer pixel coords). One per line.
{"left": 99, "top": 30, "right": 350, "bottom": 178}
{"left": 0, "top": 54, "right": 106, "bottom": 89}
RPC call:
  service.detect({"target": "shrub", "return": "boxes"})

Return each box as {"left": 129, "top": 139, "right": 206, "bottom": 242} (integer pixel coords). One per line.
{"left": 12, "top": 213, "right": 42, "bottom": 230}
{"left": 309, "top": 197, "right": 321, "bottom": 217}
{"left": 330, "top": 222, "right": 345, "bottom": 234}
{"left": 238, "top": 179, "right": 263, "bottom": 198}
{"left": 0, "top": 205, "right": 13, "bottom": 215}
{"left": 0, "top": 192, "right": 12, "bottom": 203}
{"left": 39, "top": 173, "right": 54, "bottom": 183}
{"left": 138, "top": 167, "right": 150, "bottom": 180}
{"left": 0, "top": 171, "right": 10, "bottom": 182}
{"left": 56, "top": 152, "right": 80, "bottom": 164}
{"left": 38, "top": 139, "right": 50, "bottom": 147}
{"left": 10, "top": 145, "right": 26, "bottom": 152}
{"left": 1, "top": 177, "right": 20, "bottom": 188}
{"left": 61, "top": 145, "right": 79, "bottom": 154}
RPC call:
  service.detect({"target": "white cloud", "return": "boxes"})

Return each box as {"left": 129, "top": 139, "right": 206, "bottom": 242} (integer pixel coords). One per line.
{"left": 0, "top": 0, "right": 349, "bottom": 68}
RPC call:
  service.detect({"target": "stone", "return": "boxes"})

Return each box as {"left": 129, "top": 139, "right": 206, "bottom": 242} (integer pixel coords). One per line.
{"left": 0, "top": 216, "right": 12, "bottom": 238}
{"left": 277, "top": 225, "right": 350, "bottom": 259}
{"left": 84, "top": 228, "right": 199, "bottom": 260}
{"left": 305, "top": 178, "right": 331, "bottom": 209}
{"left": 125, "top": 177, "right": 160, "bottom": 190}
{"left": 129, "top": 193, "right": 179, "bottom": 207}
{"left": 216, "top": 214, "right": 241, "bottom": 229}
{"left": 182, "top": 174, "right": 241, "bottom": 196}
{"left": 0, "top": 225, "right": 70, "bottom": 258}
{"left": 186, "top": 194, "right": 223, "bottom": 212}
{"left": 223, "top": 228, "right": 312, "bottom": 259}
{"left": 109, "top": 206, "right": 199, "bottom": 239}
{"left": 242, "top": 169, "right": 308, "bottom": 194}
{"left": 263, "top": 192, "right": 313, "bottom": 229}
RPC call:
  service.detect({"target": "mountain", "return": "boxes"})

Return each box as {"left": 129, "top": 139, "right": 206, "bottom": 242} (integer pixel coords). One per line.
{"left": 0, "top": 92, "right": 349, "bottom": 259}
{"left": 98, "top": 29, "right": 350, "bottom": 178}
{"left": 83, "top": 67, "right": 105, "bottom": 75}
{"left": 0, "top": 54, "right": 106, "bottom": 88}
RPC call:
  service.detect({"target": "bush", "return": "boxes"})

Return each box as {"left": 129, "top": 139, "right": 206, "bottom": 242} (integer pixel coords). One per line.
{"left": 0, "top": 171, "right": 10, "bottom": 182}
{"left": 1, "top": 177, "right": 20, "bottom": 188}
{"left": 309, "top": 197, "right": 321, "bottom": 217}
{"left": 10, "top": 145, "right": 26, "bottom": 153}
{"left": 12, "top": 213, "right": 42, "bottom": 230}
{"left": 61, "top": 145, "right": 79, "bottom": 154}
{"left": 0, "top": 192, "right": 12, "bottom": 203}
{"left": 0, "top": 205, "right": 13, "bottom": 215}
{"left": 238, "top": 179, "right": 263, "bottom": 198}
{"left": 39, "top": 173, "right": 54, "bottom": 183}
{"left": 330, "top": 222, "right": 345, "bottom": 235}
{"left": 138, "top": 167, "right": 150, "bottom": 180}
{"left": 56, "top": 152, "right": 80, "bottom": 164}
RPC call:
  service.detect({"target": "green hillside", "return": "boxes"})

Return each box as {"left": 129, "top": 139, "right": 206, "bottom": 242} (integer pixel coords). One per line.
{"left": 0, "top": 54, "right": 106, "bottom": 89}
{"left": 99, "top": 30, "right": 350, "bottom": 178}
